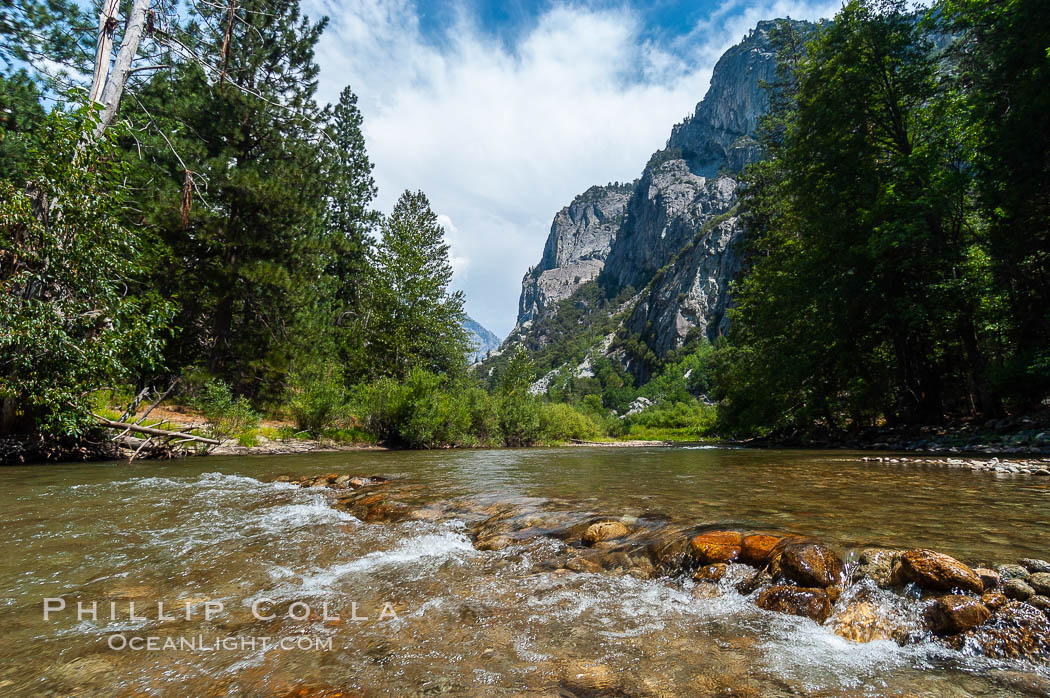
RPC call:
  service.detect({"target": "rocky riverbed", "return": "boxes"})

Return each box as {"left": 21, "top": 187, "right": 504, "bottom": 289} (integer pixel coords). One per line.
{"left": 279, "top": 470, "right": 1050, "bottom": 676}
{"left": 859, "top": 455, "right": 1050, "bottom": 475}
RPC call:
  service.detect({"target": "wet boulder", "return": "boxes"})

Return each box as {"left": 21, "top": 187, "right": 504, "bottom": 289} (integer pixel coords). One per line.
{"left": 648, "top": 533, "right": 693, "bottom": 574}
{"left": 694, "top": 563, "right": 728, "bottom": 582}
{"left": 1029, "top": 572, "right": 1050, "bottom": 596}
{"left": 982, "top": 591, "right": 1010, "bottom": 612}
{"left": 582, "top": 521, "right": 629, "bottom": 546}
{"left": 690, "top": 531, "right": 743, "bottom": 565}
{"left": 898, "top": 549, "right": 983, "bottom": 593}
{"left": 925, "top": 595, "right": 992, "bottom": 636}
{"left": 1029, "top": 596, "right": 1050, "bottom": 616}
{"left": 755, "top": 585, "right": 832, "bottom": 624}
{"left": 779, "top": 542, "right": 845, "bottom": 588}
{"left": 1004, "top": 578, "right": 1037, "bottom": 601}
{"left": 855, "top": 548, "right": 901, "bottom": 588}
{"left": 736, "top": 568, "right": 773, "bottom": 596}
{"left": 997, "top": 564, "right": 1030, "bottom": 581}
{"left": 1023, "top": 559, "right": 1050, "bottom": 574}
{"left": 949, "top": 602, "right": 1050, "bottom": 663}
{"left": 740, "top": 534, "right": 781, "bottom": 567}
{"left": 974, "top": 567, "right": 1000, "bottom": 590}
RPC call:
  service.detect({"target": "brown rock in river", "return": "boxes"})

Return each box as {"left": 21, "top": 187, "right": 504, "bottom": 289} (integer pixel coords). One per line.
{"left": 755, "top": 585, "right": 832, "bottom": 624}
{"left": 582, "top": 521, "right": 629, "bottom": 546}
{"left": 898, "top": 549, "right": 983, "bottom": 593}
{"left": 693, "top": 564, "right": 728, "bottom": 582}
{"left": 982, "top": 591, "right": 1010, "bottom": 612}
{"left": 975, "top": 567, "right": 1001, "bottom": 590}
{"left": 690, "top": 531, "right": 743, "bottom": 564}
{"left": 779, "top": 543, "right": 845, "bottom": 588}
{"left": 926, "top": 595, "right": 992, "bottom": 636}
{"left": 740, "top": 534, "right": 781, "bottom": 567}
{"left": 1030, "top": 595, "right": 1050, "bottom": 618}
{"left": 949, "top": 602, "right": 1050, "bottom": 663}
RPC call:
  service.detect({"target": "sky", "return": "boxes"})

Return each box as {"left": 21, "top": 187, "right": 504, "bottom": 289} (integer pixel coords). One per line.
{"left": 302, "top": 0, "right": 843, "bottom": 338}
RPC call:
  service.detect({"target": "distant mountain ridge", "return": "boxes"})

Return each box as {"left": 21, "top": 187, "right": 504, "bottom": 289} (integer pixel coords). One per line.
{"left": 462, "top": 316, "right": 502, "bottom": 363}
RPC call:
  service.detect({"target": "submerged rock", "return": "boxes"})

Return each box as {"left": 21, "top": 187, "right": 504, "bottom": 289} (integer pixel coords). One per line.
{"left": 926, "top": 595, "right": 992, "bottom": 636}
{"left": 898, "top": 549, "right": 983, "bottom": 593}
{"left": 778, "top": 542, "right": 845, "bottom": 588}
{"left": 690, "top": 530, "right": 743, "bottom": 564}
{"left": 582, "top": 521, "right": 629, "bottom": 546}
{"left": 558, "top": 661, "right": 621, "bottom": 695}
{"left": 736, "top": 568, "right": 773, "bottom": 595}
{"left": 830, "top": 600, "right": 904, "bottom": 643}
{"left": 756, "top": 585, "right": 832, "bottom": 623}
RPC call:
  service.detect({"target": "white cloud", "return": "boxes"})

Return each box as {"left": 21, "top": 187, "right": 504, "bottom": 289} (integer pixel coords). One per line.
{"left": 304, "top": 0, "right": 841, "bottom": 337}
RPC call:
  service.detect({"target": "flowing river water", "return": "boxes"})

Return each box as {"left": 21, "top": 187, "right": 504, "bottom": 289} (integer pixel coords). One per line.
{"left": 2, "top": 447, "right": 1050, "bottom": 696}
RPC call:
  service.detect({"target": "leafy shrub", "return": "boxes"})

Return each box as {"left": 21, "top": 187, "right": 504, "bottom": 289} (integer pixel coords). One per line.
{"left": 627, "top": 400, "right": 717, "bottom": 439}
{"left": 539, "top": 403, "right": 600, "bottom": 442}
{"left": 287, "top": 360, "right": 348, "bottom": 434}
{"left": 195, "top": 380, "right": 260, "bottom": 441}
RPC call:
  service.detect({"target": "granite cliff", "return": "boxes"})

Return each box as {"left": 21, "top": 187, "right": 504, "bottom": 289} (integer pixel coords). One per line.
{"left": 498, "top": 20, "right": 791, "bottom": 380}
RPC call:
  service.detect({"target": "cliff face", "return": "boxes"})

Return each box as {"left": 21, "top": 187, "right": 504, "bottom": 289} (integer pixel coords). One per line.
{"left": 502, "top": 20, "right": 792, "bottom": 373}
{"left": 515, "top": 183, "right": 633, "bottom": 328}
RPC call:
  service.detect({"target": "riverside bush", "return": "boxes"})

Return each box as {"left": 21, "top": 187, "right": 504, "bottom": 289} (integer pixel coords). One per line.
{"left": 627, "top": 400, "right": 718, "bottom": 440}
{"left": 287, "top": 360, "right": 348, "bottom": 435}
{"left": 351, "top": 366, "right": 614, "bottom": 447}
{"left": 539, "top": 403, "right": 600, "bottom": 442}
{"left": 195, "top": 380, "right": 261, "bottom": 441}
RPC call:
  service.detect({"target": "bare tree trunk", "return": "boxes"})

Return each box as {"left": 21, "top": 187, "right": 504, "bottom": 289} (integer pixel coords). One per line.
{"left": 89, "top": 0, "right": 151, "bottom": 139}
{"left": 88, "top": 0, "right": 121, "bottom": 104}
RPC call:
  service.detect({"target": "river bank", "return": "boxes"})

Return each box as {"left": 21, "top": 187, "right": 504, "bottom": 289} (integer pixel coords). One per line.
{"left": 751, "top": 412, "right": 1050, "bottom": 456}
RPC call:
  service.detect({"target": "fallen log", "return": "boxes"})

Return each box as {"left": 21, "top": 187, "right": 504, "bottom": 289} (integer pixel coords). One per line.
{"left": 92, "top": 415, "right": 221, "bottom": 445}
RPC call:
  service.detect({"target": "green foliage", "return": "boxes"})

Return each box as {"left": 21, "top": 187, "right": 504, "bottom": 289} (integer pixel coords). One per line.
{"left": 362, "top": 190, "right": 470, "bottom": 380}
{"left": 352, "top": 368, "right": 487, "bottom": 448}
{"left": 287, "top": 360, "right": 348, "bottom": 435}
{"left": 0, "top": 70, "right": 45, "bottom": 185}
{"left": 538, "top": 403, "right": 601, "bottom": 442}
{"left": 624, "top": 402, "right": 718, "bottom": 442}
{"left": 718, "top": 3, "right": 1011, "bottom": 434}
{"left": 0, "top": 109, "right": 171, "bottom": 435}
{"left": 194, "top": 380, "right": 261, "bottom": 441}
{"left": 119, "top": 0, "right": 351, "bottom": 401}
{"left": 940, "top": 0, "right": 1050, "bottom": 405}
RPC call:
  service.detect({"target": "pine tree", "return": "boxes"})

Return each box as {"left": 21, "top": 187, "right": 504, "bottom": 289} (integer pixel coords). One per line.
{"left": 121, "top": 0, "right": 332, "bottom": 398}
{"left": 364, "top": 191, "right": 469, "bottom": 379}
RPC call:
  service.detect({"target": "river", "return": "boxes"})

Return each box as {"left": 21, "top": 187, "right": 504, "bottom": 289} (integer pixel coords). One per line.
{"left": 1, "top": 447, "right": 1049, "bottom": 695}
